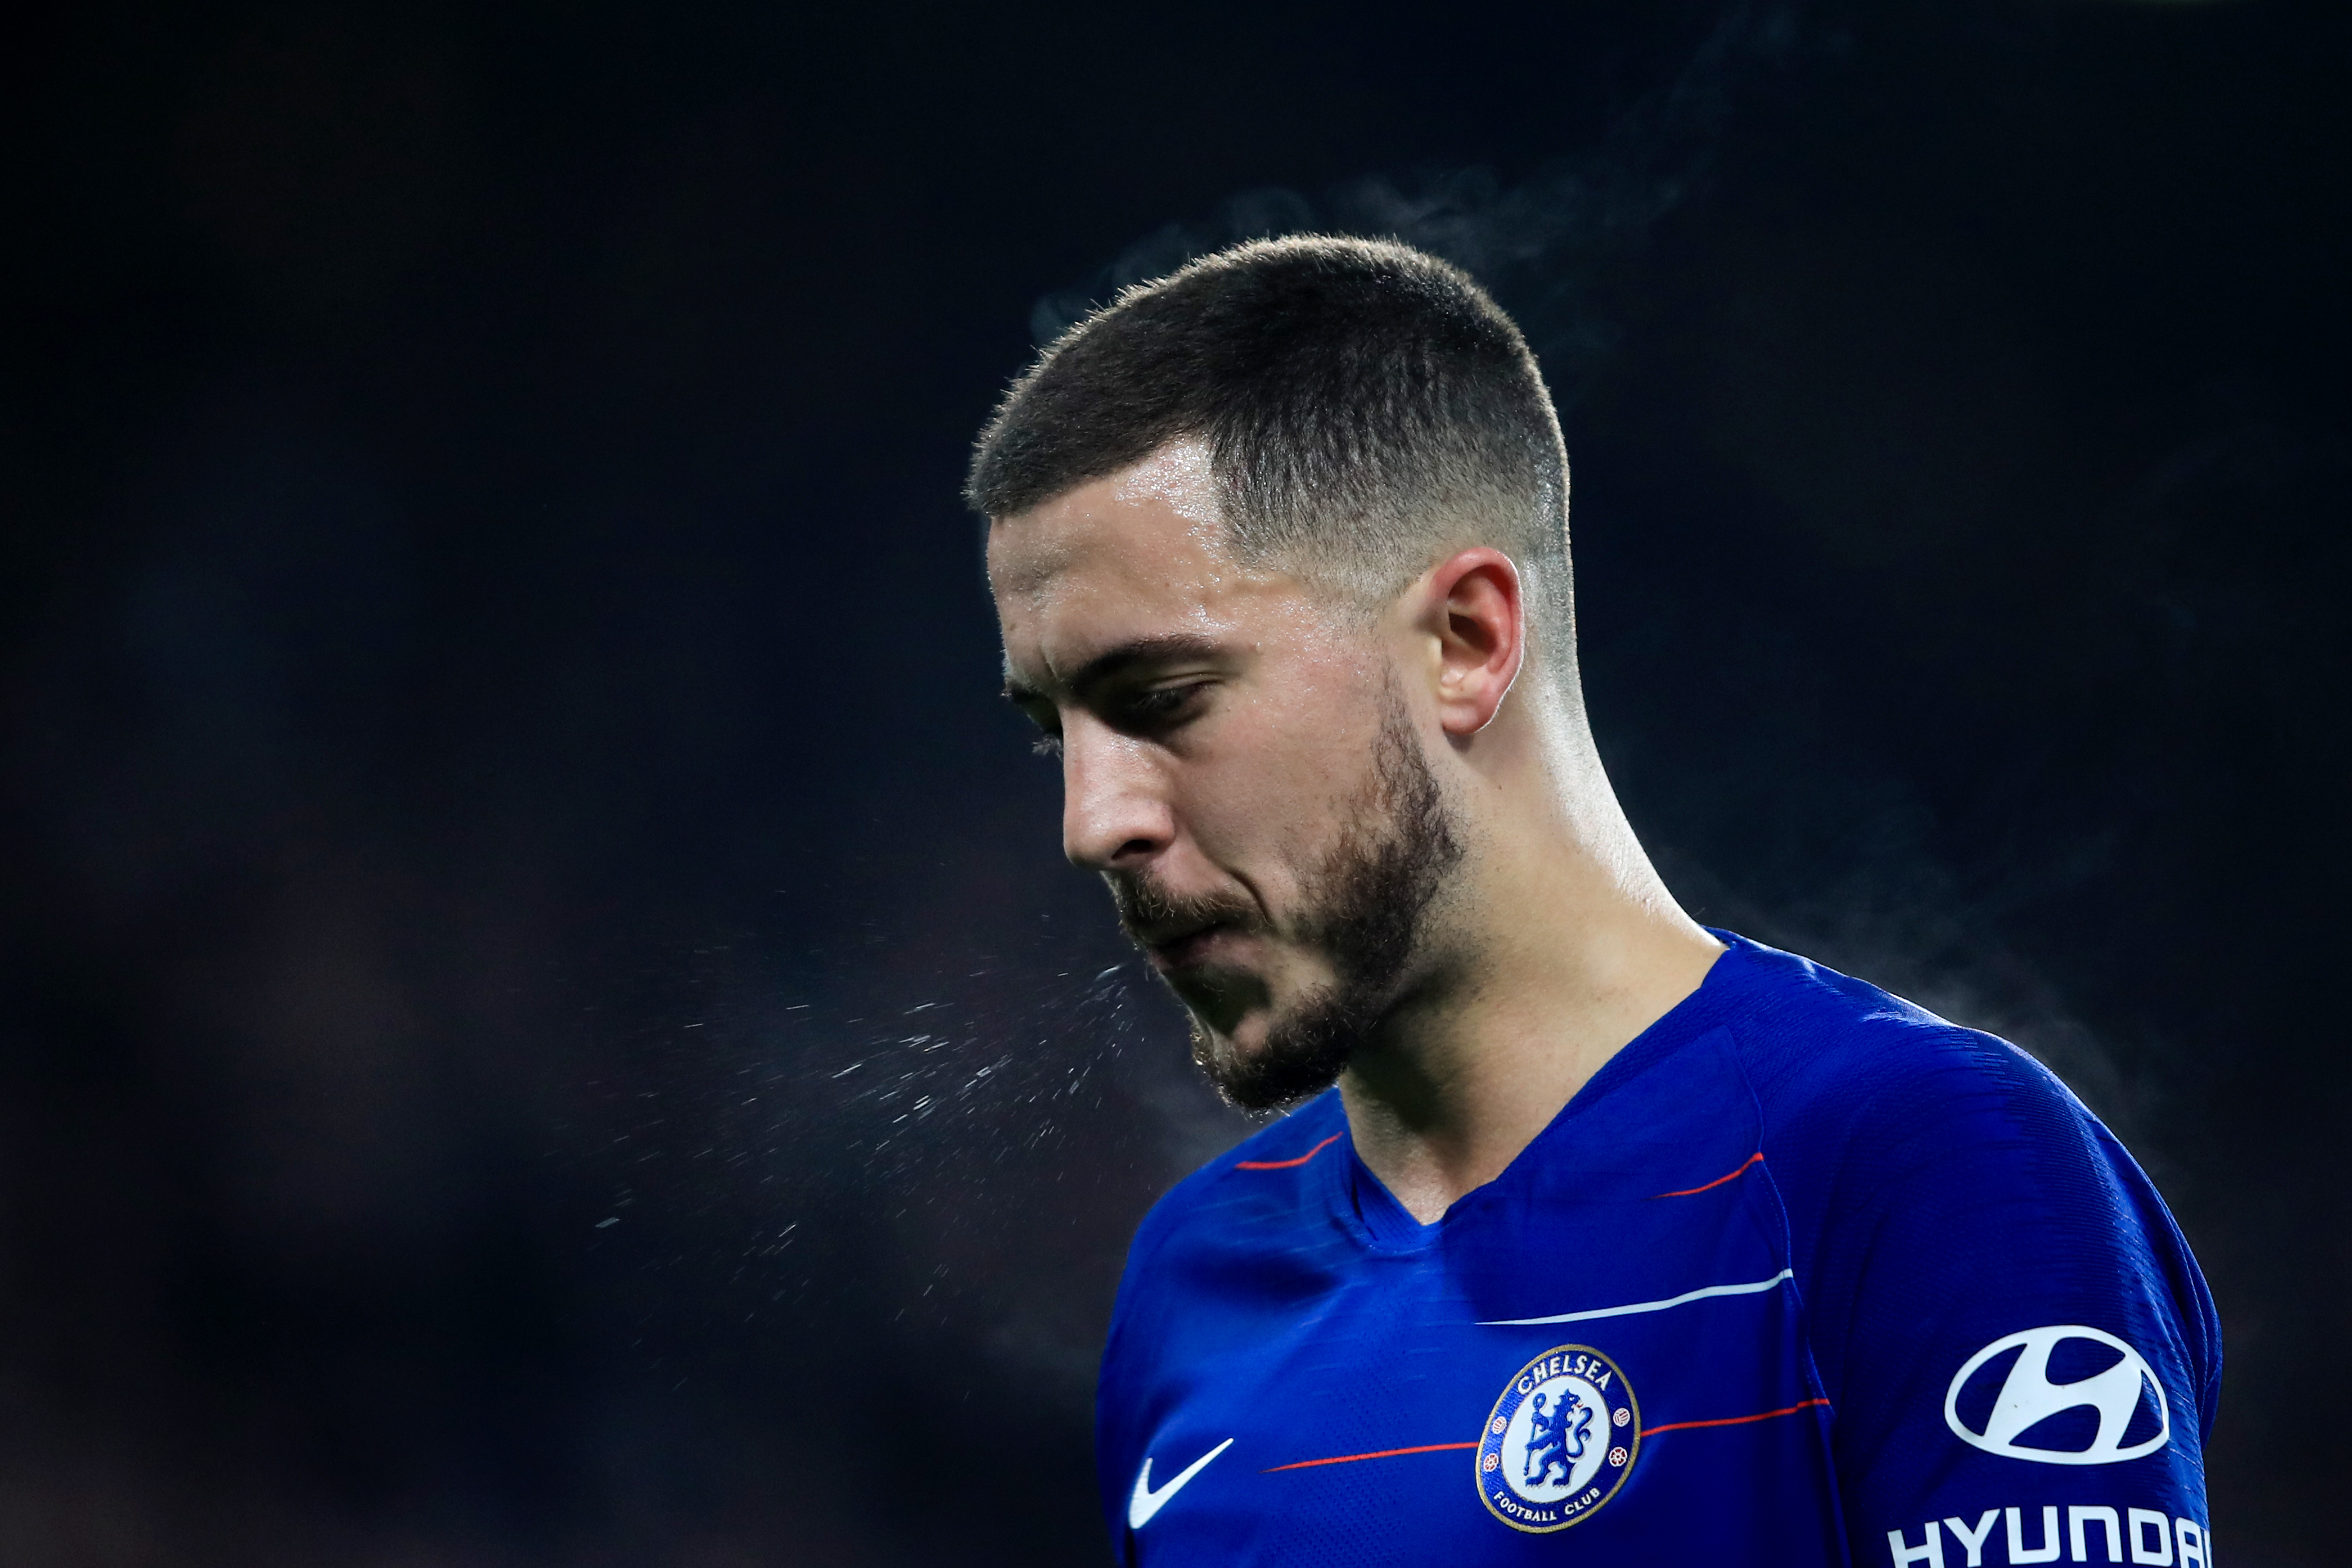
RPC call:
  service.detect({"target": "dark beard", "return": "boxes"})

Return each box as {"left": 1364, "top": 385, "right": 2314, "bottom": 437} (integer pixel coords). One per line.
{"left": 1113, "top": 688, "right": 1463, "bottom": 1113}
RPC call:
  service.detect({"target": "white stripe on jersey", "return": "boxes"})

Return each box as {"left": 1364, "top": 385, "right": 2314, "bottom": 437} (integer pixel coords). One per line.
{"left": 1478, "top": 1269, "right": 1795, "bottom": 1326}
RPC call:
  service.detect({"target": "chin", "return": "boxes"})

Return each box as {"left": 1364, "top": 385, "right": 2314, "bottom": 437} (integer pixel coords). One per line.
{"left": 1186, "top": 996, "right": 1358, "bottom": 1114}
{"left": 1176, "top": 986, "right": 1290, "bottom": 1060}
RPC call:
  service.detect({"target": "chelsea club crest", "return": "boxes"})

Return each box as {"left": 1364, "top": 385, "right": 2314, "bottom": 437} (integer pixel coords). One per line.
{"left": 1475, "top": 1344, "right": 1639, "bottom": 1532}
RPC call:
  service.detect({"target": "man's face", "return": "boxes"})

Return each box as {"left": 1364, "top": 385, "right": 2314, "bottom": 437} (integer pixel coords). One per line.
{"left": 989, "top": 443, "right": 1461, "bottom": 1109}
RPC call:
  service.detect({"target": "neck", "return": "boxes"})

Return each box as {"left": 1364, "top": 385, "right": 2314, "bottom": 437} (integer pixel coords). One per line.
{"left": 1334, "top": 693, "right": 1722, "bottom": 1224}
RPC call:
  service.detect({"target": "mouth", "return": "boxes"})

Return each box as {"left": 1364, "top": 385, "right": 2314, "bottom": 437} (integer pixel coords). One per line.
{"left": 1136, "top": 920, "right": 1238, "bottom": 972}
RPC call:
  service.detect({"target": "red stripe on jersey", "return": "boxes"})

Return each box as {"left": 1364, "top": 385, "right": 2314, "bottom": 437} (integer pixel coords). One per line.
{"left": 1236, "top": 1133, "right": 1343, "bottom": 1171}
{"left": 1263, "top": 1441, "right": 1477, "bottom": 1472}
{"left": 1650, "top": 1151, "right": 1765, "bottom": 1198}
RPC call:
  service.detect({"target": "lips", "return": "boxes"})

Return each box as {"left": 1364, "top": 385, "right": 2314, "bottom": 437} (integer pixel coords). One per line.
{"left": 1112, "top": 877, "right": 1256, "bottom": 972}
{"left": 1139, "top": 921, "right": 1233, "bottom": 971}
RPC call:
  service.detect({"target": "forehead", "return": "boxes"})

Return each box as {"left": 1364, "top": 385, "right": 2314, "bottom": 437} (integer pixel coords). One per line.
{"left": 988, "top": 441, "right": 1222, "bottom": 597}
{"left": 988, "top": 443, "right": 1314, "bottom": 678}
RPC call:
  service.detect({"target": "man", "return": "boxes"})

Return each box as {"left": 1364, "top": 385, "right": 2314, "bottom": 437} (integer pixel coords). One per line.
{"left": 968, "top": 238, "right": 2216, "bottom": 1566}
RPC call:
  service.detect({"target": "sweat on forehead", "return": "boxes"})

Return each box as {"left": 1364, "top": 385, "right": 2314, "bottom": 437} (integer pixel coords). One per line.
{"left": 1109, "top": 440, "right": 1222, "bottom": 530}
{"left": 986, "top": 442, "right": 1250, "bottom": 604}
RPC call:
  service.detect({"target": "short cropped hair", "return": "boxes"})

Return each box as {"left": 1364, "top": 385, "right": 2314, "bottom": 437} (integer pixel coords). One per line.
{"left": 967, "top": 236, "right": 1578, "bottom": 680}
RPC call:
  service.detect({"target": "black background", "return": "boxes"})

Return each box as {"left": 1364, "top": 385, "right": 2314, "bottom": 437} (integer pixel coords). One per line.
{"left": 4, "top": 1, "right": 2346, "bottom": 1562}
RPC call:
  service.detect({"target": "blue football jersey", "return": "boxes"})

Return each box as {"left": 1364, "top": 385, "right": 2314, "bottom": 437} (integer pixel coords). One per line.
{"left": 1096, "top": 934, "right": 2219, "bottom": 1566}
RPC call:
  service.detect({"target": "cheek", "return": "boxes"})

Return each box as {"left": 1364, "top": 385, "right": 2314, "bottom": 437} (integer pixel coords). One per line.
{"left": 1183, "top": 679, "right": 1387, "bottom": 869}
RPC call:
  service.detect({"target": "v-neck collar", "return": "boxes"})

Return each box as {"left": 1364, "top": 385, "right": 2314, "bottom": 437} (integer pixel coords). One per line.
{"left": 1326, "top": 932, "right": 1761, "bottom": 1252}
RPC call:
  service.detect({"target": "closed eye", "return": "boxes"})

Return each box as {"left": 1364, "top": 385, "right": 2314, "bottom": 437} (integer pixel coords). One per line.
{"left": 1112, "top": 682, "right": 1209, "bottom": 735}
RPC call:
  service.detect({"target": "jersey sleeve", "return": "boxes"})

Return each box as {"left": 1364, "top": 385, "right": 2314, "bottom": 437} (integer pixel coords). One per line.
{"left": 1771, "top": 1026, "right": 2221, "bottom": 1568}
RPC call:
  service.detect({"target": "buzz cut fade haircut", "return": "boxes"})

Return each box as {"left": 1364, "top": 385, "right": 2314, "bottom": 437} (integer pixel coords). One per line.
{"left": 965, "top": 235, "right": 1579, "bottom": 682}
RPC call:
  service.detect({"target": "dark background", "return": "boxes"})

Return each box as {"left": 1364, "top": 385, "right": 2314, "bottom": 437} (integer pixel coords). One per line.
{"left": 4, "top": 0, "right": 2345, "bottom": 1562}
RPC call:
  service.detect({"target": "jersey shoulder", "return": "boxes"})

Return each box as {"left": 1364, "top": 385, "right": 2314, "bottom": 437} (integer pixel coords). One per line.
{"left": 1096, "top": 1092, "right": 1357, "bottom": 1482}
{"left": 1707, "top": 936, "right": 2221, "bottom": 1438}
{"left": 1119, "top": 1089, "right": 1352, "bottom": 1283}
{"left": 1709, "top": 936, "right": 2097, "bottom": 1166}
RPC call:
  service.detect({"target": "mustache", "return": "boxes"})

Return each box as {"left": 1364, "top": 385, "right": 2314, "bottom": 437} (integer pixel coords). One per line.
{"left": 1108, "top": 872, "right": 1258, "bottom": 945}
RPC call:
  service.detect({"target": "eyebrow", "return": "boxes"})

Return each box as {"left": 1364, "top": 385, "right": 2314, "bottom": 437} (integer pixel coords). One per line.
{"left": 1001, "top": 634, "right": 1226, "bottom": 707}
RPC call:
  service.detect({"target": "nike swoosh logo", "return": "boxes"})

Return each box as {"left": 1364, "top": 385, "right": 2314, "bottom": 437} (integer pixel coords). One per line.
{"left": 1127, "top": 1438, "right": 1234, "bottom": 1529}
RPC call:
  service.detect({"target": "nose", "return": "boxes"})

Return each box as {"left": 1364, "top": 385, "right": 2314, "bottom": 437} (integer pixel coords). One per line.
{"left": 1060, "top": 717, "right": 1174, "bottom": 873}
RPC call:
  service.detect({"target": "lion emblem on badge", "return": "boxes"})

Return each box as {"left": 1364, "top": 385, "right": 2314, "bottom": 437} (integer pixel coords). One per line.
{"left": 1520, "top": 1386, "right": 1594, "bottom": 1487}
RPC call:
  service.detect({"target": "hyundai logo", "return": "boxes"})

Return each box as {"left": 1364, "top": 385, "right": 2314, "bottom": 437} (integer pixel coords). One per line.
{"left": 1943, "top": 1325, "right": 2169, "bottom": 1465}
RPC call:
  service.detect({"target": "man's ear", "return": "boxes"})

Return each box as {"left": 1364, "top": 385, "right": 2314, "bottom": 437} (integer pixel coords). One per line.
{"left": 1418, "top": 548, "right": 1524, "bottom": 738}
